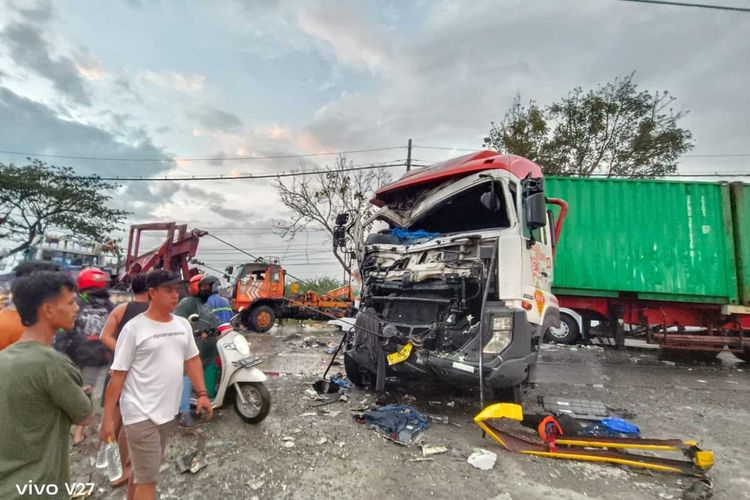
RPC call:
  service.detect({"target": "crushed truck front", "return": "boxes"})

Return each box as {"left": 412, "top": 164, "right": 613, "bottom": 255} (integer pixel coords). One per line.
{"left": 342, "top": 151, "right": 561, "bottom": 393}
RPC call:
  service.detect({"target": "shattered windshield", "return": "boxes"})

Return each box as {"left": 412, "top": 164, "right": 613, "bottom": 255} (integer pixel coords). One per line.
{"left": 406, "top": 181, "right": 510, "bottom": 234}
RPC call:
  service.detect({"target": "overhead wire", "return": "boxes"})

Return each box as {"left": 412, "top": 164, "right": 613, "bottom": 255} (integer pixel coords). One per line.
{"left": 0, "top": 145, "right": 406, "bottom": 162}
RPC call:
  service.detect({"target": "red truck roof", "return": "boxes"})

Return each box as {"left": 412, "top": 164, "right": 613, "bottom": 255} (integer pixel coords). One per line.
{"left": 372, "top": 150, "right": 543, "bottom": 206}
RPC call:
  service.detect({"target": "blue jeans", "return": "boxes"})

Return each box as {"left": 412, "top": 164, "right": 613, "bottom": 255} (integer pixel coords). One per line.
{"left": 180, "top": 375, "right": 192, "bottom": 413}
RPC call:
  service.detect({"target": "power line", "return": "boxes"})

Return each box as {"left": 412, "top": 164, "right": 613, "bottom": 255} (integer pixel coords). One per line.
{"left": 84, "top": 161, "right": 406, "bottom": 182}
{"left": 412, "top": 145, "right": 750, "bottom": 158}
{"left": 616, "top": 0, "right": 750, "bottom": 13}
{"left": 0, "top": 145, "right": 406, "bottom": 163}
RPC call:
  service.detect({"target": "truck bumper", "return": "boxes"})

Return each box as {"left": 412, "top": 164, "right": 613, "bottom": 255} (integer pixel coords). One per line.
{"left": 422, "top": 308, "right": 539, "bottom": 388}
{"left": 346, "top": 306, "right": 541, "bottom": 390}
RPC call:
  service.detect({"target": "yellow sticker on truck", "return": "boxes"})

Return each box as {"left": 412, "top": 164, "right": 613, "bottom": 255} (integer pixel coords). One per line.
{"left": 387, "top": 342, "right": 413, "bottom": 365}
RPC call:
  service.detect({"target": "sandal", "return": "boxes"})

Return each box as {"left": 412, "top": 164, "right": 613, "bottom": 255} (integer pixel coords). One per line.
{"left": 110, "top": 468, "right": 130, "bottom": 488}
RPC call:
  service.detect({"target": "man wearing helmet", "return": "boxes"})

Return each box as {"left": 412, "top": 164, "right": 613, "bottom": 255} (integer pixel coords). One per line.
{"left": 174, "top": 274, "right": 223, "bottom": 427}
{"left": 54, "top": 267, "right": 114, "bottom": 444}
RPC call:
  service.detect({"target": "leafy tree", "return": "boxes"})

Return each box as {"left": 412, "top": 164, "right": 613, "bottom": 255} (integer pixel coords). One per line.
{"left": 0, "top": 160, "right": 129, "bottom": 258}
{"left": 274, "top": 155, "right": 392, "bottom": 275}
{"left": 285, "top": 276, "right": 343, "bottom": 296}
{"left": 484, "top": 74, "right": 693, "bottom": 178}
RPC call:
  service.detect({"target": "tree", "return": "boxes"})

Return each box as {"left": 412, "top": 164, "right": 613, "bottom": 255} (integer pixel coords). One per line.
{"left": 286, "top": 276, "right": 342, "bottom": 296}
{"left": 484, "top": 74, "right": 694, "bottom": 178}
{"left": 273, "top": 155, "right": 392, "bottom": 275}
{"left": 0, "top": 160, "right": 130, "bottom": 258}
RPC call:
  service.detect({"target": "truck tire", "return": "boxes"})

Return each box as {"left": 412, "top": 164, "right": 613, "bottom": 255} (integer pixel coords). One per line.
{"left": 250, "top": 306, "right": 275, "bottom": 333}
{"left": 544, "top": 313, "right": 579, "bottom": 344}
{"left": 344, "top": 352, "right": 365, "bottom": 387}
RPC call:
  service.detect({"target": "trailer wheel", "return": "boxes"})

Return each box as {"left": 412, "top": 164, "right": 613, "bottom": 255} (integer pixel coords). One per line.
{"left": 545, "top": 313, "right": 579, "bottom": 344}
{"left": 250, "top": 306, "right": 275, "bottom": 333}
{"left": 344, "top": 353, "right": 365, "bottom": 387}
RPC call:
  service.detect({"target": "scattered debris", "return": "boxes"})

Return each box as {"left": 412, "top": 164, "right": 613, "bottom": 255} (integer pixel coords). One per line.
{"left": 189, "top": 458, "right": 206, "bottom": 474}
{"left": 304, "top": 388, "right": 318, "bottom": 398}
{"left": 421, "top": 445, "right": 448, "bottom": 457}
{"left": 328, "top": 410, "right": 342, "bottom": 418}
{"left": 410, "top": 457, "right": 435, "bottom": 462}
{"left": 175, "top": 451, "right": 199, "bottom": 474}
{"left": 543, "top": 396, "right": 610, "bottom": 420}
{"left": 696, "top": 380, "right": 708, "bottom": 384}
{"left": 682, "top": 478, "right": 713, "bottom": 500}
{"left": 336, "top": 441, "right": 346, "bottom": 448}
{"left": 248, "top": 480, "right": 265, "bottom": 491}
{"left": 467, "top": 449, "right": 497, "bottom": 470}
{"left": 300, "top": 412, "right": 317, "bottom": 417}
{"left": 283, "top": 441, "right": 296, "bottom": 449}
{"left": 330, "top": 373, "right": 352, "bottom": 389}
{"left": 446, "top": 401, "right": 456, "bottom": 408}
{"left": 317, "top": 437, "right": 328, "bottom": 445}
{"left": 425, "top": 414, "right": 449, "bottom": 425}
{"left": 324, "top": 347, "right": 337, "bottom": 355}
{"left": 313, "top": 379, "right": 340, "bottom": 394}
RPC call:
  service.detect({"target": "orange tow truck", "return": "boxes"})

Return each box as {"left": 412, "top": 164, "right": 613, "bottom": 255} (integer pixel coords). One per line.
{"left": 225, "top": 257, "right": 355, "bottom": 332}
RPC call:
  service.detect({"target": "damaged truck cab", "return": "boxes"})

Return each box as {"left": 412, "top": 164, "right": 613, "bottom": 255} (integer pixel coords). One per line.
{"left": 339, "top": 151, "right": 566, "bottom": 396}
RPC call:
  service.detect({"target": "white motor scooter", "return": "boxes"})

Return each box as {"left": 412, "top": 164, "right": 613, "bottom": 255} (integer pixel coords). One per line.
{"left": 188, "top": 314, "right": 271, "bottom": 423}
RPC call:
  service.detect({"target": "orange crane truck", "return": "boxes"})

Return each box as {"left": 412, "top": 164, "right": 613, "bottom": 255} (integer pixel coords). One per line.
{"left": 224, "top": 257, "right": 355, "bottom": 332}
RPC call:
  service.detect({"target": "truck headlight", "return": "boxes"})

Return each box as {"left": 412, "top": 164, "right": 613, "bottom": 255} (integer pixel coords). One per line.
{"left": 484, "top": 315, "right": 513, "bottom": 354}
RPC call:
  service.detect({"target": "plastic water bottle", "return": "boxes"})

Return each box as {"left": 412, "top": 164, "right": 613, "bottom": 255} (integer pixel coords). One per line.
{"left": 95, "top": 443, "right": 108, "bottom": 469}
{"left": 105, "top": 440, "right": 123, "bottom": 482}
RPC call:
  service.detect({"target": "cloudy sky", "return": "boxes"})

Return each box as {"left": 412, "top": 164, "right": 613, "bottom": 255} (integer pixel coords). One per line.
{"left": 1, "top": 0, "right": 749, "bottom": 279}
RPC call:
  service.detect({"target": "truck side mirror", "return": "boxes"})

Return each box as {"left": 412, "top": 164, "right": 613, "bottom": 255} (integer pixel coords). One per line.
{"left": 525, "top": 192, "right": 547, "bottom": 230}
{"left": 333, "top": 212, "right": 349, "bottom": 250}
{"left": 480, "top": 191, "right": 502, "bottom": 212}
{"left": 225, "top": 265, "right": 234, "bottom": 275}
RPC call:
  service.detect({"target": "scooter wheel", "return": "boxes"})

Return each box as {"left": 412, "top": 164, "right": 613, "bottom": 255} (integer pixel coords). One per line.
{"left": 234, "top": 382, "right": 271, "bottom": 423}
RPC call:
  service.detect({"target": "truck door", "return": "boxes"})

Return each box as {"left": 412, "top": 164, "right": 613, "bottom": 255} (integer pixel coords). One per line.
{"left": 521, "top": 182, "right": 555, "bottom": 326}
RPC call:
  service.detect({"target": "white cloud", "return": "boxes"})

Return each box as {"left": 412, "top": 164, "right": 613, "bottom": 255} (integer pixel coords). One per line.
{"left": 137, "top": 70, "right": 206, "bottom": 93}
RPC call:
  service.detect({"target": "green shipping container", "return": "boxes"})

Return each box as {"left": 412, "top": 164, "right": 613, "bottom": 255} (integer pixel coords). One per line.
{"left": 731, "top": 183, "right": 750, "bottom": 306}
{"left": 545, "top": 177, "right": 742, "bottom": 305}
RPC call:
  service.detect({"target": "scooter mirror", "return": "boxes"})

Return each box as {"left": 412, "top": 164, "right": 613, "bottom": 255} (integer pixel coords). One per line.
{"left": 188, "top": 314, "right": 200, "bottom": 324}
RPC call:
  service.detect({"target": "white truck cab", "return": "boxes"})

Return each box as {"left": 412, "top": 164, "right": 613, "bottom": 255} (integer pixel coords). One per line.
{"left": 336, "top": 151, "right": 565, "bottom": 394}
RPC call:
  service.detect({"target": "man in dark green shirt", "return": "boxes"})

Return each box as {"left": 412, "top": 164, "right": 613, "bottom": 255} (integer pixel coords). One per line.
{"left": 0, "top": 272, "right": 93, "bottom": 499}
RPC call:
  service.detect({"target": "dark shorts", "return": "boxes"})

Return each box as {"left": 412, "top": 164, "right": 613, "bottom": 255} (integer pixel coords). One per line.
{"left": 124, "top": 419, "right": 176, "bottom": 484}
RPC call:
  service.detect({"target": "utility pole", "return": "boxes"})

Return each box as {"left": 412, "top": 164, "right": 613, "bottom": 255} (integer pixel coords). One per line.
{"left": 406, "top": 138, "right": 412, "bottom": 172}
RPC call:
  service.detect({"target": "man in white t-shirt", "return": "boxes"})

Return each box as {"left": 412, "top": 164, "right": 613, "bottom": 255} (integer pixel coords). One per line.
{"left": 99, "top": 270, "right": 213, "bottom": 500}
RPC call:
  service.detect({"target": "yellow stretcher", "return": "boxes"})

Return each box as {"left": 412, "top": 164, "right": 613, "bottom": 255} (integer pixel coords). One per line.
{"left": 473, "top": 403, "right": 714, "bottom": 476}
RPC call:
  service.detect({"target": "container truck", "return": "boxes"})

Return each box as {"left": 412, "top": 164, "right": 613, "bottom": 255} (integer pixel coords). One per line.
{"left": 544, "top": 177, "right": 750, "bottom": 361}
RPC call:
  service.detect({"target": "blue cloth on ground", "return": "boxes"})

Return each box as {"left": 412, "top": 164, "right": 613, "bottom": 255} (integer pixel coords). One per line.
{"left": 582, "top": 417, "right": 640, "bottom": 437}
{"left": 363, "top": 404, "right": 429, "bottom": 444}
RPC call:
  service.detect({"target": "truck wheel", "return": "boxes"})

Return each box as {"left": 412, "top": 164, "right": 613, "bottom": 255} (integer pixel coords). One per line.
{"left": 545, "top": 313, "right": 579, "bottom": 344}
{"left": 251, "top": 306, "right": 275, "bottom": 333}
{"left": 344, "top": 353, "right": 365, "bottom": 387}
{"left": 234, "top": 382, "right": 271, "bottom": 424}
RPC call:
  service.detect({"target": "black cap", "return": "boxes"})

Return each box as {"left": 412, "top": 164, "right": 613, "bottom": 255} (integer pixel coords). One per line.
{"left": 146, "top": 270, "right": 186, "bottom": 289}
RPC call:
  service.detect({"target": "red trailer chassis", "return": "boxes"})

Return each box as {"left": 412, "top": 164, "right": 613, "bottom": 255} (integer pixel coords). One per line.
{"left": 558, "top": 295, "right": 750, "bottom": 353}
